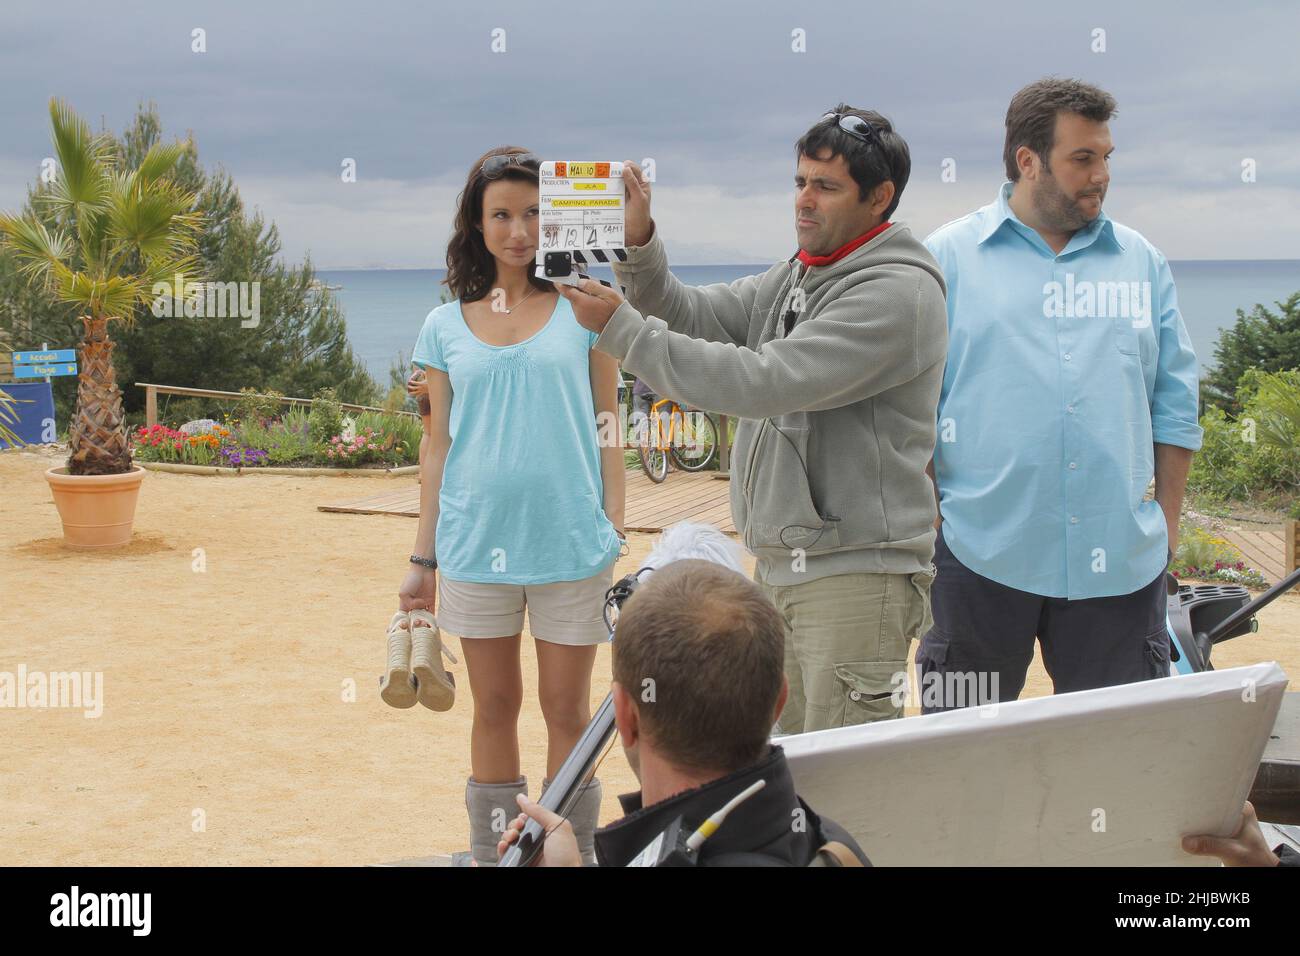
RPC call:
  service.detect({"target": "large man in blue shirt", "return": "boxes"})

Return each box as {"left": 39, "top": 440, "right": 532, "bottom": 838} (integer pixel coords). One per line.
{"left": 918, "top": 78, "right": 1202, "bottom": 710}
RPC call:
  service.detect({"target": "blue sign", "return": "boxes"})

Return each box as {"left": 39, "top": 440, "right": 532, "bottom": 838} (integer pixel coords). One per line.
{"left": 0, "top": 381, "right": 57, "bottom": 448}
{"left": 13, "top": 349, "right": 76, "bottom": 364}
{"left": 14, "top": 363, "right": 77, "bottom": 378}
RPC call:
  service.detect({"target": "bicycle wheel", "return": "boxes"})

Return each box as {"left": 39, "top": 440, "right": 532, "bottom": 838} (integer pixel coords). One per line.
{"left": 636, "top": 416, "right": 668, "bottom": 483}
{"left": 669, "top": 409, "right": 719, "bottom": 472}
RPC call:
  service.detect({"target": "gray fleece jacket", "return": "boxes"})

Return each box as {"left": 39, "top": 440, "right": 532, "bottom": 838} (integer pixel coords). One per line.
{"left": 596, "top": 221, "right": 948, "bottom": 585}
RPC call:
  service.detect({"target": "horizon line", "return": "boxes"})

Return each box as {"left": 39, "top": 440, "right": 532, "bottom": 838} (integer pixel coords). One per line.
{"left": 315, "top": 256, "right": 1300, "bottom": 272}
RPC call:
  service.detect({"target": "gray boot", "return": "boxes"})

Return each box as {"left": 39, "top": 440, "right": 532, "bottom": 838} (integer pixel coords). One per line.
{"left": 545, "top": 776, "right": 603, "bottom": 866}
{"left": 463, "top": 776, "right": 528, "bottom": 867}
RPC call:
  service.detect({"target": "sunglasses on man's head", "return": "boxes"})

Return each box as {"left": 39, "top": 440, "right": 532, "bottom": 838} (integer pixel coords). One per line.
{"left": 821, "top": 112, "right": 879, "bottom": 147}
{"left": 480, "top": 152, "right": 541, "bottom": 178}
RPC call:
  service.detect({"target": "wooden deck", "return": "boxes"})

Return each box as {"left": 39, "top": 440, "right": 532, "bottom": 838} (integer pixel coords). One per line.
{"left": 319, "top": 467, "right": 736, "bottom": 535}
{"left": 321, "top": 479, "right": 1297, "bottom": 582}
{"left": 1219, "top": 527, "right": 1287, "bottom": 585}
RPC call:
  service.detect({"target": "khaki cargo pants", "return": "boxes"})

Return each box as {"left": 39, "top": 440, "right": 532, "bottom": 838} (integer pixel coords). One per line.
{"left": 758, "top": 568, "right": 935, "bottom": 734}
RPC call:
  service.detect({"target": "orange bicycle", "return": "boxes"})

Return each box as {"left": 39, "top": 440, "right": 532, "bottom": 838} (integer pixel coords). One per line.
{"left": 633, "top": 396, "right": 719, "bottom": 483}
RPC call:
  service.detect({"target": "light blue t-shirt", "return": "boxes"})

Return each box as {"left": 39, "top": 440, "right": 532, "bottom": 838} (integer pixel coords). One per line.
{"left": 411, "top": 294, "right": 620, "bottom": 584}
{"left": 924, "top": 182, "right": 1203, "bottom": 600}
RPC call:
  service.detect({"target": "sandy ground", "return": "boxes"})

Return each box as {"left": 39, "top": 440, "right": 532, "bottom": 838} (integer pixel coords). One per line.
{"left": 2, "top": 445, "right": 1297, "bottom": 865}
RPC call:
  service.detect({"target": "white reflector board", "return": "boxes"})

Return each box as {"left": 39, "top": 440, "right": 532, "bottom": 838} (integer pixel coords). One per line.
{"left": 781, "top": 663, "right": 1288, "bottom": 866}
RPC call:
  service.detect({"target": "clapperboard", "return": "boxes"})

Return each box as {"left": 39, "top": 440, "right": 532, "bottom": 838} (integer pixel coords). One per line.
{"left": 535, "top": 161, "right": 628, "bottom": 292}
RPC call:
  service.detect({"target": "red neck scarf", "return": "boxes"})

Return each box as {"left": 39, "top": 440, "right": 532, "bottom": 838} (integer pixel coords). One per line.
{"left": 796, "top": 220, "right": 892, "bottom": 267}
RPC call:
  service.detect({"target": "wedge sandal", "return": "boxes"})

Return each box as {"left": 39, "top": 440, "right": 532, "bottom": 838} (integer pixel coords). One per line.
{"left": 379, "top": 610, "right": 418, "bottom": 709}
{"left": 409, "top": 608, "right": 457, "bottom": 712}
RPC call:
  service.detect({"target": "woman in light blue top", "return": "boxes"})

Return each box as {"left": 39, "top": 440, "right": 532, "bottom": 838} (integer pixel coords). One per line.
{"left": 398, "top": 146, "right": 625, "bottom": 865}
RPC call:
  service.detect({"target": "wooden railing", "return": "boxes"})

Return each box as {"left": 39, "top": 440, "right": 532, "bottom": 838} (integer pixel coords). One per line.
{"left": 135, "top": 382, "right": 419, "bottom": 427}
{"left": 135, "top": 380, "right": 731, "bottom": 473}
{"left": 1287, "top": 520, "right": 1300, "bottom": 575}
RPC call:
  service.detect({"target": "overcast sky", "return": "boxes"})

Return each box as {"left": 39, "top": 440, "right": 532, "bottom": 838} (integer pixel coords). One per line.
{"left": 2, "top": 0, "right": 1298, "bottom": 266}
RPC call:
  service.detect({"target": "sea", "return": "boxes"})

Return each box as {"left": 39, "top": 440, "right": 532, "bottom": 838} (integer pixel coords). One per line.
{"left": 319, "top": 260, "right": 1300, "bottom": 386}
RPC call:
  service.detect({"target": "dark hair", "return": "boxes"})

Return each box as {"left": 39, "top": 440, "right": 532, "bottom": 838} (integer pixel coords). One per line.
{"left": 611, "top": 559, "right": 785, "bottom": 774}
{"left": 795, "top": 103, "right": 910, "bottom": 219}
{"left": 443, "top": 146, "right": 552, "bottom": 303}
{"left": 1003, "top": 78, "right": 1117, "bottom": 181}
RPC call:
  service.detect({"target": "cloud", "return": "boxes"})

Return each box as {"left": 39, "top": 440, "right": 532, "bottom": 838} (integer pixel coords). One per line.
{"left": 1, "top": 0, "right": 1297, "bottom": 264}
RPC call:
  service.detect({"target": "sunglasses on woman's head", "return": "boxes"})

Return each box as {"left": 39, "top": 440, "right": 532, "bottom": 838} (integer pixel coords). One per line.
{"left": 821, "top": 112, "right": 878, "bottom": 148}
{"left": 480, "top": 152, "right": 541, "bottom": 178}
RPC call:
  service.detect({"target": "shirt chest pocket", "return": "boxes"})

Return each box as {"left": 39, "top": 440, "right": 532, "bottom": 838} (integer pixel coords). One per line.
{"left": 1112, "top": 314, "right": 1141, "bottom": 355}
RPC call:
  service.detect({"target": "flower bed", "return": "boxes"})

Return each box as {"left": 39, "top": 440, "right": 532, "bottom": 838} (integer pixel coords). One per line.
{"left": 131, "top": 424, "right": 230, "bottom": 466}
{"left": 1171, "top": 525, "right": 1269, "bottom": 587}
{"left": 134, "top": 406, "right": 421, "bottom": 471}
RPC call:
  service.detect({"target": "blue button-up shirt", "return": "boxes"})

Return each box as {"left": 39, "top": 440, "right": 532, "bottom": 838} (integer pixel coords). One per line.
{"left": 924, "top": 182, "right": 1203, "bottom": 600}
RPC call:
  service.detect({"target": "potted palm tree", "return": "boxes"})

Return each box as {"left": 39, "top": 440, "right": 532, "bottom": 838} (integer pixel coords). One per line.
{"left": 0, "top": 98, "right": 202, "bottom": 548}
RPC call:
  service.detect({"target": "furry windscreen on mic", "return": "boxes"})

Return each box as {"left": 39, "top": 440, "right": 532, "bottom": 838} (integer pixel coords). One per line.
{"left": 640, "top": 521, "right": 746, "bottom": 576}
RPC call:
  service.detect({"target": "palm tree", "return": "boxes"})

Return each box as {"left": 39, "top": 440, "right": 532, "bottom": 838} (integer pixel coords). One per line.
{"left": 0, "top": 98, "right": 202, "bottom": 475}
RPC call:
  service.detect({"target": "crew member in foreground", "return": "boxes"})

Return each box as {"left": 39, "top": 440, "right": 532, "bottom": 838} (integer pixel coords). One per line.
{"left": 498, "top": 528, "right": 871, "bottom": 867}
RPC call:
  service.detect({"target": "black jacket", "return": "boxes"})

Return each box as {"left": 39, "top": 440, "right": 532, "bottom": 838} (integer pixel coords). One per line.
{"left": 593, "top": 745, "right": 870, "bottom": 867}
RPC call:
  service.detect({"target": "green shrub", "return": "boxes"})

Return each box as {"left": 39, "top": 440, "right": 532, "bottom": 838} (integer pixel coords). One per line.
{"left": 281, "top": 406, "right": 310, "bottom": 436}
{"left": 355, "top": 411, "right": 421, "bottom": 453}
{"left": 1187, "top": 369, "right": 1300, "bottom": 504}
{"left": 1186, "top": 406, "right": 1252, "bottom": 501}
{"left": 235, "top": 387, "right": 283, "bottom": 427}
{"left": 1236, "top": 370, "right": 1300, "bottom": 495}
{"left": 308, "top": 387, "right": 343, "bottom": 446}
{"left": 238, "top": 416, "right": 311, "bottom": 465}
{"left": 261, "top": 425, "right": 313, "bottom": 465}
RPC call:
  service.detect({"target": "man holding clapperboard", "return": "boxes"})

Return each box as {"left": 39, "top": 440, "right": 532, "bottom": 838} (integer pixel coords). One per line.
{"left": 558, "top": 105, "right": 948, "bottom": 734}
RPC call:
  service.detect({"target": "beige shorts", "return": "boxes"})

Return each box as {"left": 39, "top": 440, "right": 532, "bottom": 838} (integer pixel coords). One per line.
{"left": 436, "top": 563, "right": 615, "bottom": 646}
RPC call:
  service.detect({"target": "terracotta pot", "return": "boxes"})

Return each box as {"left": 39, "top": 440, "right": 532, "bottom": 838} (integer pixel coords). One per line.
{"left": 44, "top": 465, "right": 146, "bottom": 549}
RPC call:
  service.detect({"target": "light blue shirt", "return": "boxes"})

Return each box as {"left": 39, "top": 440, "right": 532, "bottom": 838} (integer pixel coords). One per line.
{"left": 411, "top": 296, "right": 620, "bottom": 584}
{"left": 924, "top": 182, "right": 1203, "bottom": 600}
